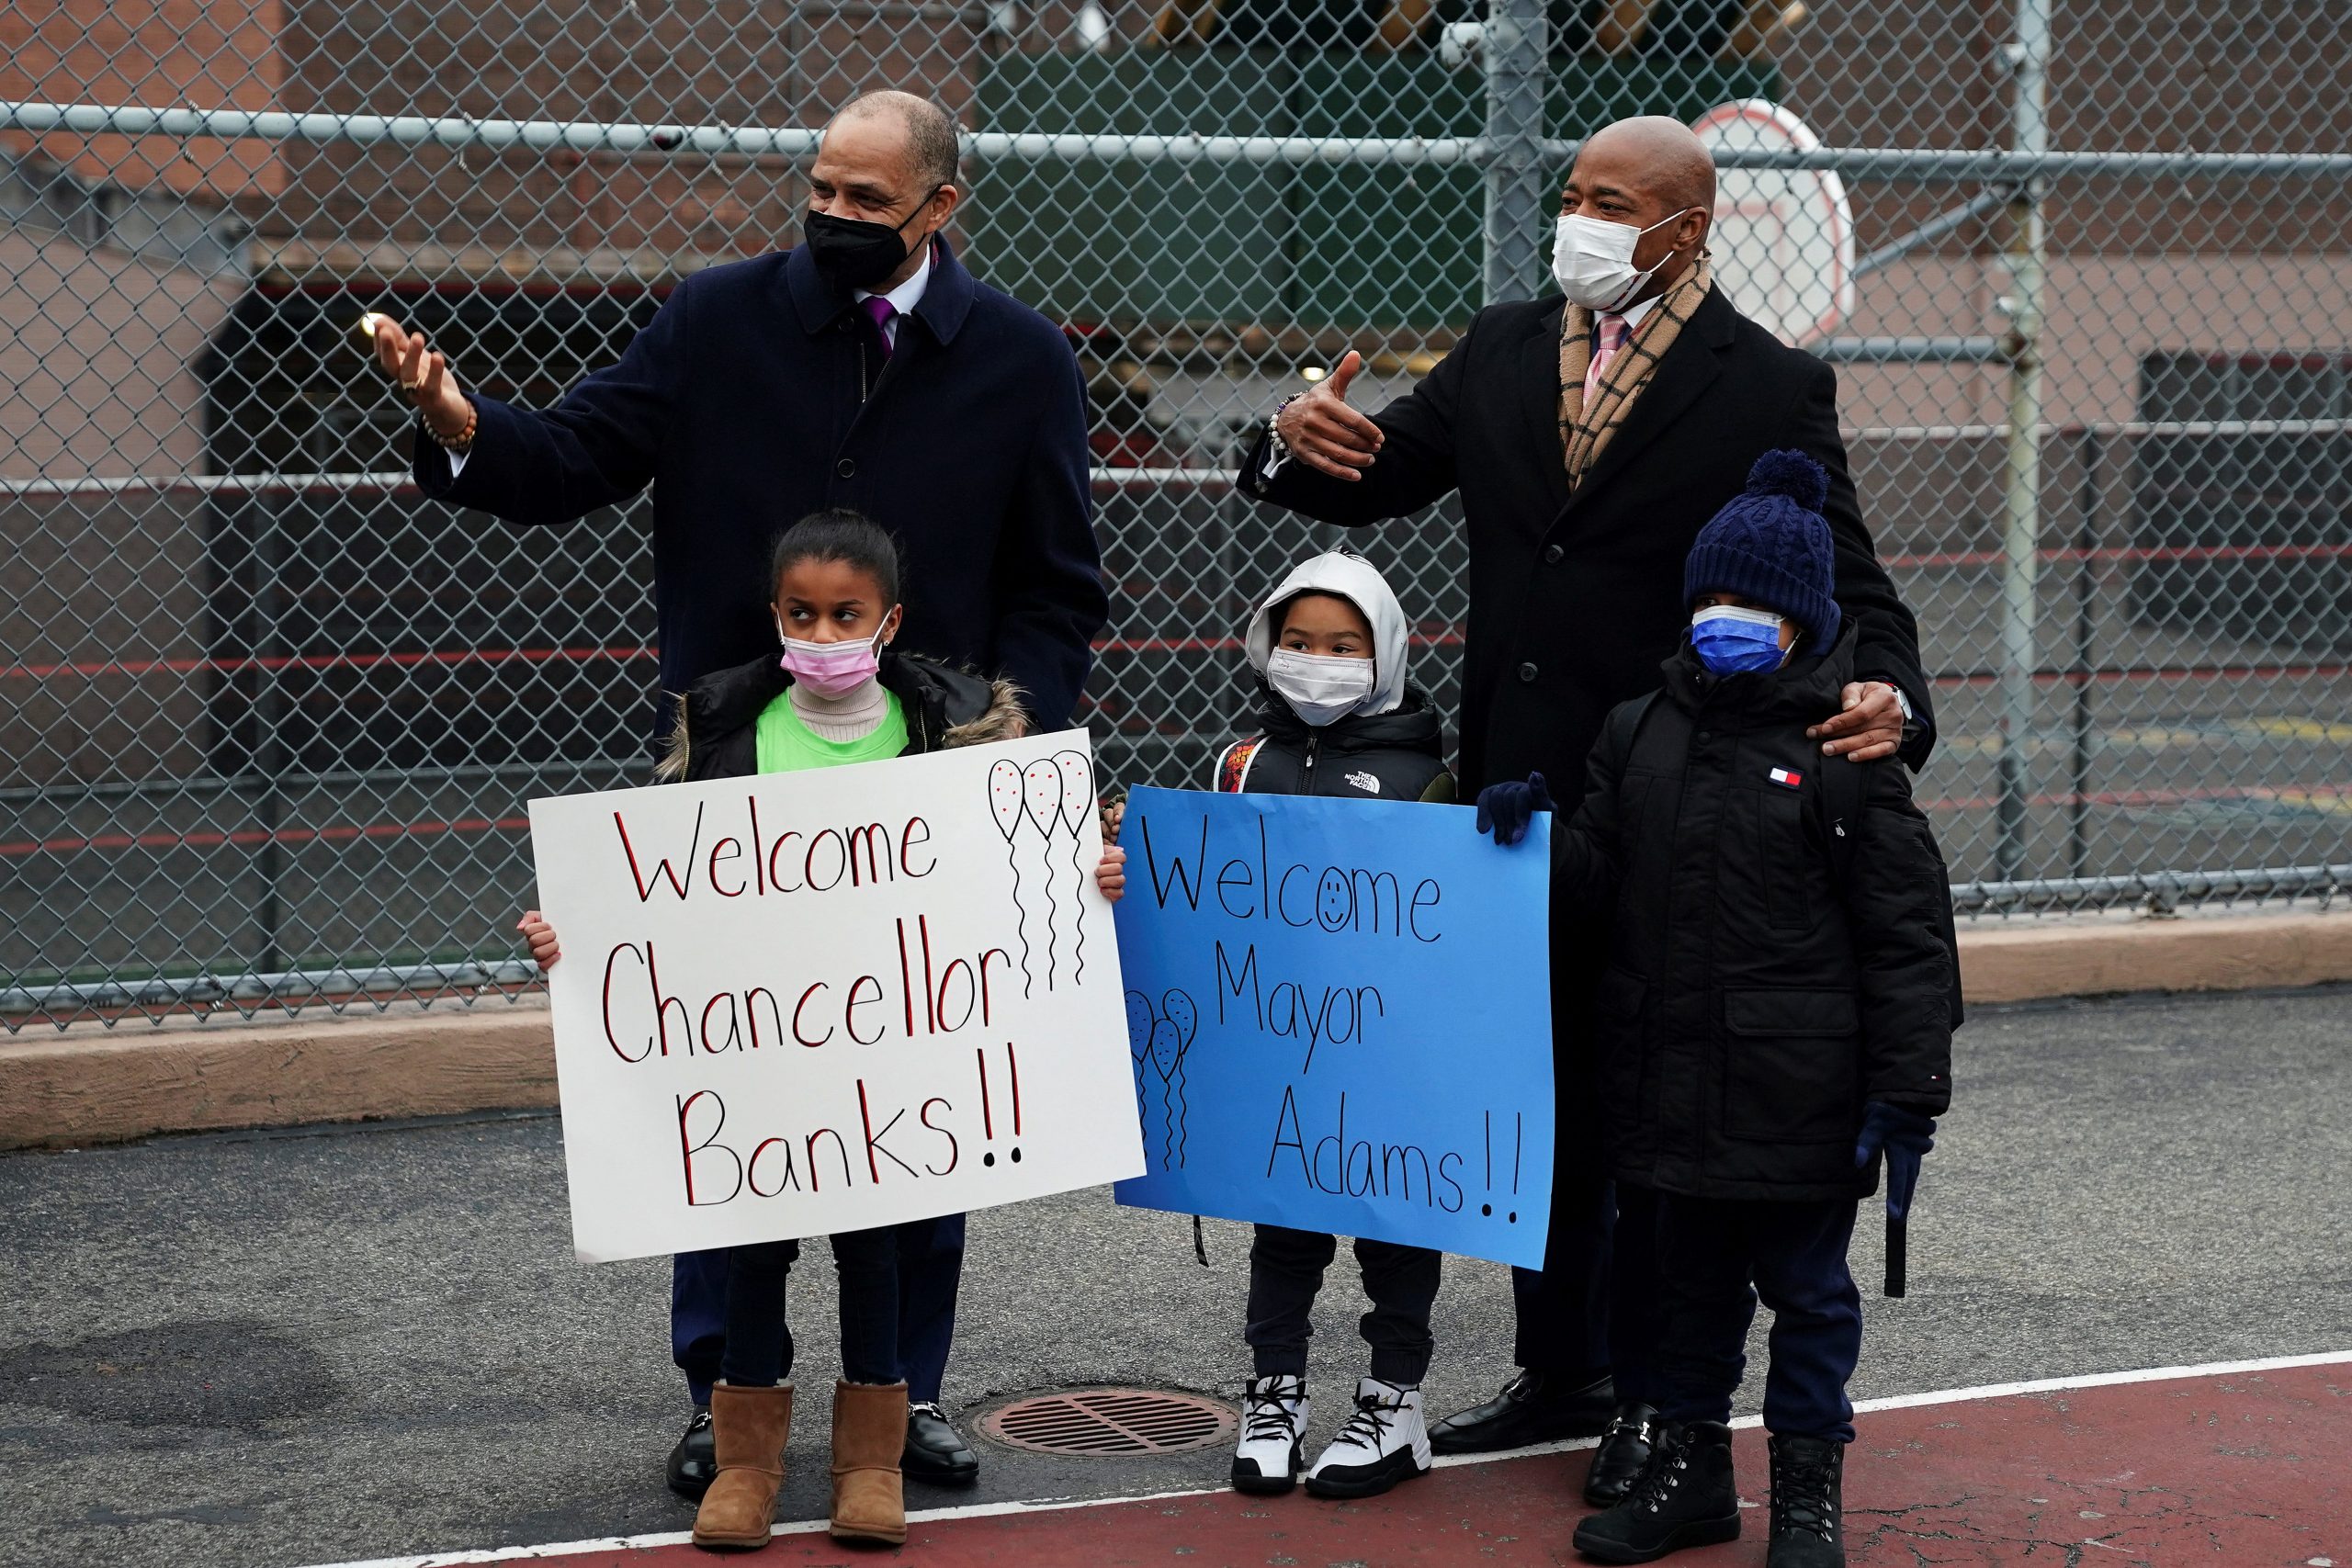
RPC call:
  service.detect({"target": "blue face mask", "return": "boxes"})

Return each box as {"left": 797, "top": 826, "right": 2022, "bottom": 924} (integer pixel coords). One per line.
{"left": 1690, "top": 604, "right": 1792, "bottom": 675}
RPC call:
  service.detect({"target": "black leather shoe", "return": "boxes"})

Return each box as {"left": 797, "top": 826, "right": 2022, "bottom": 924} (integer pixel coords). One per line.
{"left": 1766, "top": 1434, "right": 1846, "bottom": 1567}
{"left": 1582, "top": 1401, "right": 1661, "bottom": 1506}
{"left": 1571, "top": 1419, "right": 1740, "bottom": 1564}
{"left": 1429, "top": 1370, "right": 1616, "bottom": 1455}
{"left": 903, "top": 1400, "right": 980, "bottom": 1485}
{"left": 664, "top": 1406, "right": 716, "bottom": 1500}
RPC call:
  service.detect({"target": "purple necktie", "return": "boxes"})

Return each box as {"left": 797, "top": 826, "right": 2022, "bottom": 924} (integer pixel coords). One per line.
{"left": 861, "top": 296, "right": 897, "bottom": 361}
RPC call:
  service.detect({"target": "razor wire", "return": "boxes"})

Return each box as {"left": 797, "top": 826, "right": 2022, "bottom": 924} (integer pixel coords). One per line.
{"left": 3, "top": 0, "right": 2348, "bottom": 1027}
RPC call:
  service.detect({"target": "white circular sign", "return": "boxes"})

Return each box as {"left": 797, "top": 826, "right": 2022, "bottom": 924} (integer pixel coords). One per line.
{"left": 1692, "top": 100, "right": 1854, "bottom": 347}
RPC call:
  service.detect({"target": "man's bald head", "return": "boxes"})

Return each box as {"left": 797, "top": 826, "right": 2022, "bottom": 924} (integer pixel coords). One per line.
{"left": 1575, "top": 117, "right": 1716, "bottom": 217}
{"left": 830, "top": 90, "right": 961, "bottom": 192}
{"left": 1556, "top": 116, "right": 1717, "bottom": 307}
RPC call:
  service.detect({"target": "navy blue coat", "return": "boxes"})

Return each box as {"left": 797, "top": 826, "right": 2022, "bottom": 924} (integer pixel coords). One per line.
{"left": 412, "top": 239, "right": 1108, "bottom": 737}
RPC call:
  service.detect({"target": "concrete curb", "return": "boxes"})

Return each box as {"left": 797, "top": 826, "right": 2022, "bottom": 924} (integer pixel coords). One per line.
{"left": 3, "top": 913, "right": 2346, "bottom": 1150}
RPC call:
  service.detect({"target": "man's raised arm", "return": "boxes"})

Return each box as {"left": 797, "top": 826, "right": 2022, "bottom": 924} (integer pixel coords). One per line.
{"left": 1238, "top": 339, "right": 1470, "bottom": 529}
{"left": 364, "top": 288, "right": 683, "bottom": 528}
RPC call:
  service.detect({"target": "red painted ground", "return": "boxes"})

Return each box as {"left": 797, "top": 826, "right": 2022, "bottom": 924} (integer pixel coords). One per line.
{"left": 552, "top": 1363, "right": 2351, "bottom": 1566}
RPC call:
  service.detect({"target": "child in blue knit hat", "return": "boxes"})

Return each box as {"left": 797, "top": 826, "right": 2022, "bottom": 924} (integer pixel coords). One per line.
{"left": 1476, "top": 451, "right": 1962, "bottom": 1568}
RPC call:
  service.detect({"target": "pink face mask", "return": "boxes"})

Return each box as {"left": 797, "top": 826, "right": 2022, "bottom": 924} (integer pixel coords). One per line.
{"left": 776, "top": 620, "right": 887, "bottom": 698}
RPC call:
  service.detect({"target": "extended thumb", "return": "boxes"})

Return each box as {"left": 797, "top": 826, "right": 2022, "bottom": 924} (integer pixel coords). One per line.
{"left": 1325, "top": 350, "right": 1363, "bottom": 399}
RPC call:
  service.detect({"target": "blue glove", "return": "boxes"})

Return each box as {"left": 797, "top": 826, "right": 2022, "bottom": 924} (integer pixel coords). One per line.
{"left": 1475, "top": 772, "right": 1555, "bottom": 847}
{"left": 1853, "top": 1100, "right": 1937, "bottom": 1222}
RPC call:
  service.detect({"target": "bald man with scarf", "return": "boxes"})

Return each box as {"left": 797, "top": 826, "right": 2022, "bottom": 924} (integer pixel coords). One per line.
{"left": 1238, "top": 117, "right": 1934, "bottom": 1503}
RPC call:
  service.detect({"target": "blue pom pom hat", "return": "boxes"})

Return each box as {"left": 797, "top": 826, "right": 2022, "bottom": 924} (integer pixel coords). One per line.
{"left": 1682, "top": 449, "right": 1841, "bottom": 649}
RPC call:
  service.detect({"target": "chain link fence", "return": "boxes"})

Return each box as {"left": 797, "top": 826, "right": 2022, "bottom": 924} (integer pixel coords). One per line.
{"left": 5, "top": 0, "right": 2348, "bottom": 1028}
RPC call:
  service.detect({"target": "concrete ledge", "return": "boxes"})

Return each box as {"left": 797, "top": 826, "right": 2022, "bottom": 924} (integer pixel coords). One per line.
{"left": 3, "top": 911, "right": 2346, "bottom": 1150}
{"left": 0, "top": 1006, "right": 556, "bottom": 1150}
{"left": 1958, "top": 910, "right": 2352, "bottom": 1005}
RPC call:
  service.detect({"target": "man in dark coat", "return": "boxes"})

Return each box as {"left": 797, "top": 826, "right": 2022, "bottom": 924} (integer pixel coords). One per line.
{"left": 367, "top": 90, "right": 1105, "bottom": 1495}
{"left": 1236, "top": 116, "right": 1934, "bottom": 1485}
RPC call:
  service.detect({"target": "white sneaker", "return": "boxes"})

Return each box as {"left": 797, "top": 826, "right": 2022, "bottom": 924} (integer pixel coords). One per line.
{"left": 1230, "top": 1373, "right": 1309, "bottom": 1495}
{"left": 1304, "top": 1377, "right": 1432, "bottom": 1499}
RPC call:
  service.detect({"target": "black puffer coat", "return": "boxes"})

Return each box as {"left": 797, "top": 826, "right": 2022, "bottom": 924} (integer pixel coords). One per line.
{"left": 1214, "top": 685, "right": 1456, "bottom": 804}
{"left": 1551, "top": 626, "right": 1959, "bottom": 1202}
{"left": 658, "top": 649, "right": 1026, "bottom": 784}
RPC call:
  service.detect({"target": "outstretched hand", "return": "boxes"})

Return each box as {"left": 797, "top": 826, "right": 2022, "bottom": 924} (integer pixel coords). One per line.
{"left": 1475, "top": 772, "right": 1555, "bottom": 847}
{"left": 363, "top": 314, "right": 474, "bottom": 443}
{"left": 1272, "top": 350, "right": 1384, "bottom": 482}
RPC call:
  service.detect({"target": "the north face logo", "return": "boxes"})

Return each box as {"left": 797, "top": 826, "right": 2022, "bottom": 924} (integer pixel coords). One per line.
{"left": 1345, "top": 771, "right": 1381, "bottom": 794}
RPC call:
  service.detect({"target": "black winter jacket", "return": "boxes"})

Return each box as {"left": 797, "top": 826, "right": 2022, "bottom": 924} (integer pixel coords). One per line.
{"left": 1551, "top": 627, "right": 1959, "bottom": 1203}
{"left": 658, "top": 649, "right": 1026, "bottom": 784}
{"left": 1214, "top": 685, "right": 1456, "bottom": 804}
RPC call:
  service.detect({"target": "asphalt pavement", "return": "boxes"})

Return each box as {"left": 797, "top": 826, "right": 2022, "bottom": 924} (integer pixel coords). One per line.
{"left": 4, "top": 985, "right": 2348, "bottom": 1568}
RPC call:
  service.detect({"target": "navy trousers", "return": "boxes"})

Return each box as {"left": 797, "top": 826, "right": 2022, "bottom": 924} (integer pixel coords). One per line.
{"left": 1652, "top": 1193, "right": 1861, "bottom": 1442}
{"left": 674, "top": 1211, "right": 966, "bottom": 1405}
{"left": 718, "top": 1228, "right": 901, "bottom": 1387}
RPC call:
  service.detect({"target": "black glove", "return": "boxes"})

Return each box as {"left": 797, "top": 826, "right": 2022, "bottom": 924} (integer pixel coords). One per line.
{"left": 1854, "top": 1100, "right": 1937, "bottom": 1298}
{"left": 1475, "top": 772, "right": 1555, "bottom": 847}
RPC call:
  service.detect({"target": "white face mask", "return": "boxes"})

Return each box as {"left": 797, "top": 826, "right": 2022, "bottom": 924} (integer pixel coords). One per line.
{"left": 1551, "top": 208, "right": 1696, "bottom": 313}
{"left": 1266, "top": 649, "right": 1376, "bottom": 728}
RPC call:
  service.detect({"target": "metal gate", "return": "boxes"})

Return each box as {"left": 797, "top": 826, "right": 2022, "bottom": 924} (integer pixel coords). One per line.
{"left": 5, "top": 0, "right": 2349, "bottom": 1026}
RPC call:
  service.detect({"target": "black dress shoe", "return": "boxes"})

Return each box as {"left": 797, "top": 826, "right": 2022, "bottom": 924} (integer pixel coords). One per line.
{"left": 665, "top": 1406, "right": 717, "bottom": 1500}
{"left": 1583, "top": 1401, "right": 1661, "bottom": 1506}
{"left": 903, "top": 1400, "right": 980, "bottom": 1485}
{"left": 1572, "top": 1419, "right": 1740, "bottom": 1564}
{"left": 1429, "top": 1369, "right": 1617, "bottom": 1455}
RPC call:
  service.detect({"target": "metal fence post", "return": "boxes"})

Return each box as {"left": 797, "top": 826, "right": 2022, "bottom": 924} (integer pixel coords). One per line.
{"left": 1994, "top": 0, "right": 2051, "bottom": 884}
{"left": 1481, "top": 0, "right": 1548, "bottom": 307}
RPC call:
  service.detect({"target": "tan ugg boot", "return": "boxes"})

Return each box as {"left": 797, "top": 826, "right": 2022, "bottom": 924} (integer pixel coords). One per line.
{"left": 692, "top": 1382, "right": 794, "bottom": 1551}
{"left": 828, "top": 1379, "right": 910, "bottom": 1545}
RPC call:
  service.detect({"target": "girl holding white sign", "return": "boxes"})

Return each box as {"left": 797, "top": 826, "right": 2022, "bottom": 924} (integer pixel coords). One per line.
{"left": 520, "top": 512, "right": 1128, "bottom": 1551}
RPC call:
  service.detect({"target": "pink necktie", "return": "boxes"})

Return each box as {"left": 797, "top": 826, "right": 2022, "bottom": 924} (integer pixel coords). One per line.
{"left": 861, "top": 296, "right": 898, "bottom": 360}
{"left": 1582, "top": 311, "right": 1629, "bottom": 406}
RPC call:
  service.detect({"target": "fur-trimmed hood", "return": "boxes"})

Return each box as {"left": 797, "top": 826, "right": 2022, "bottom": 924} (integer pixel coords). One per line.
{"left": 657, "top": 649, "right": 1026, "bottom": 784}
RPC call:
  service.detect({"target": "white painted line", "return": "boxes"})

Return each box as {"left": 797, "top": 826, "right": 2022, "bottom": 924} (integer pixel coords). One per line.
{"left": 296, "top": 1348, "right": 2352, "bottom": 1568}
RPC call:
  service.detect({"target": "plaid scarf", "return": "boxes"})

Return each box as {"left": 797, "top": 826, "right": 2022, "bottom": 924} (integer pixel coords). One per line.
{"left": 1556, "top": 255, "right": 1713, "bottom": 490}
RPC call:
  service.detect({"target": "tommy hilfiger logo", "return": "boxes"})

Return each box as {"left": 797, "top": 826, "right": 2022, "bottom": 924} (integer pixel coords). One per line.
{"left": 1768, "top": 767, "right": 1804, "bottom": 789}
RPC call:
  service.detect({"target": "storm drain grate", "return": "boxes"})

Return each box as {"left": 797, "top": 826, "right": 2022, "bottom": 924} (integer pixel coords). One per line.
{"left": 979, "top": 1388, "right": 1236, "bottom": 1456}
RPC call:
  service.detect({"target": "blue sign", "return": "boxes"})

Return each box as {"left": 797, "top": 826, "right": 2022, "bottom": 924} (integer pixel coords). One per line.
{"left": 1111, "top": 786, "right": 1554, "bottom": 1268}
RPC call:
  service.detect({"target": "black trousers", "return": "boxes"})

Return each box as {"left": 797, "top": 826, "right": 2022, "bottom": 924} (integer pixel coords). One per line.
{"left": 1652, "top": 1192, "right": 1861, "bottom": 1442}
{"left": 1509, "top": 948, "right": 1615, "bottom": 1380}
{"left": 674, "top": 1211, "right": 965, "bottom": 1404}
{"left": 718, "top": 1226, "right": 902, "bottom": 1388}
{"left": 1247, "top": 1224, "right": 1442, "bottom": 1385}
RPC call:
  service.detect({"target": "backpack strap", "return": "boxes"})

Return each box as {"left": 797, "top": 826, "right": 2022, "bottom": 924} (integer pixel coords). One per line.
{"left": 1214, "top": 737, "right": 1263, "bottom": 794}
{"left": 1605, "top": 690, "right": 1664, "bottom": 773}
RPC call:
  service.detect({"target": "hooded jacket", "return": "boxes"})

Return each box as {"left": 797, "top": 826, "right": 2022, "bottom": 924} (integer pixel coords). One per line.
{"left": 1548, "top": 626, "right": 1959, "bottom": 1203}
{"left": 1216, "top": 550, "right": 1454, "bottom": 804}
{"left": 657, "top": 649, "right": 1026, "bottom": 784}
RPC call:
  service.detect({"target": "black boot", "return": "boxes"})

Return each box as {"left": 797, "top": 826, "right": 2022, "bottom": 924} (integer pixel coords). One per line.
{"left": 1582, "top": 1402, "right": 1661, "bottom": 1506}
{"left": 1429, "top": 1370, "right": 1616, "bottom": 1454}
{"left": 1571, "top": 1419, "right": 1740, "bottom": 1564}
{"left": 1766, "top": 1434, "right": 1845, "bottom": 1568}
{"left": 664, "top": 1406, "right": 717, "bottom": 1500}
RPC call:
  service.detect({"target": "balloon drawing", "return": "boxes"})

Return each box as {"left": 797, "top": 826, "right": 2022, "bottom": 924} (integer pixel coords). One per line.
{"left": 1125, "top": 987, "right": 1197, "bottom": 1170}
{"left": 985, "top": 751, "right": 1100, "bottom": 997}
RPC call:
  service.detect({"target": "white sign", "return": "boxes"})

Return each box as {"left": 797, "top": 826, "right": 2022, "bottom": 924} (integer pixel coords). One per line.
{"left": 1695, "top": 99, "right": 1856, "bottom": 347}
{"left": 528, "top": 731, "right": 1143, "bottom": 1263}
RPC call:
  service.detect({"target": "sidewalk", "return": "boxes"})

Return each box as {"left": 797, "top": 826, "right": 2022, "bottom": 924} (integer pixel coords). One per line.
{"left": 316, "top": 1356, "right": 2349, "bottom": 1567}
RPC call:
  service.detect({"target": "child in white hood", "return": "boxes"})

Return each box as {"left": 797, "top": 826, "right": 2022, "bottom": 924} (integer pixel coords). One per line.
{"left": 1216, "top": 546, "right": 1453, "bottom": 1500}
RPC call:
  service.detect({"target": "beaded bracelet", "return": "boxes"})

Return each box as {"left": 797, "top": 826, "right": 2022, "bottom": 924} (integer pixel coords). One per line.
{"left": 1266, "top": 391, "right": 1303, "bottom": 461}
{"left": 426, "top": 400, "right": 478, "bottom": 454}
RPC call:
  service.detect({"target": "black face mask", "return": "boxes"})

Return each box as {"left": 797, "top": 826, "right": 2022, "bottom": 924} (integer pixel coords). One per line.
{"left": 804, "top": 188, "right": 940, "bottom": 292}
